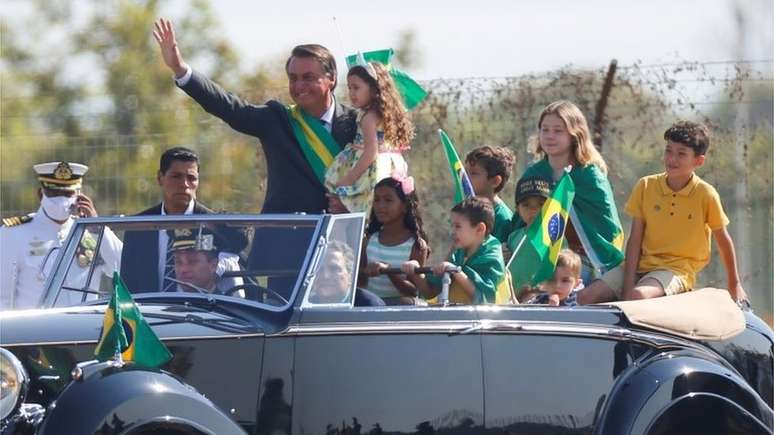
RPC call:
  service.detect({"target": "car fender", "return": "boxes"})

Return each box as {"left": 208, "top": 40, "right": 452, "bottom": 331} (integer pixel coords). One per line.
{"left": 596, "top": 350, "right": 773, "bottom": 435}
{"left": 36, "top": 362, "right": 245, "bottom": 435}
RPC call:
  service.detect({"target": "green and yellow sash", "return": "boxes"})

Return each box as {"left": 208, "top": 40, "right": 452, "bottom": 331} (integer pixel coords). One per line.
{"left": 286, "top": 105, "right": 342, "bottom": 183}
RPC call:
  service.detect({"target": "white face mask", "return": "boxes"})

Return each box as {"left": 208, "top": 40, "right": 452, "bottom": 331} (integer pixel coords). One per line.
{"left": 41, "top": 193, "right": 77, "bottom": 221}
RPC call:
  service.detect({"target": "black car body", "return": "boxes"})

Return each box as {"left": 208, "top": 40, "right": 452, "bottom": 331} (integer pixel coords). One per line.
{"left": 1, "top": 213, "right": 772, "bottom": 435}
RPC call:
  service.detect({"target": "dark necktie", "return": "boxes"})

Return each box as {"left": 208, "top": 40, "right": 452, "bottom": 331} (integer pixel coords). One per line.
{"left": 162, "top": 238, "right": 176, "bottom": 292}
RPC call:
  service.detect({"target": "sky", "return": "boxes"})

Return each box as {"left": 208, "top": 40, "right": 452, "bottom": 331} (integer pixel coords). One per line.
{"left": 204, "top": 0, "right": 773, "bottom": 80}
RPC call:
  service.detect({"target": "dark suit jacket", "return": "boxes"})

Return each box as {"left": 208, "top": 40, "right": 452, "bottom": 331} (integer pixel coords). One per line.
{"left": 120, "top": 202, "right": 214, "bottom": 293}
{"left": 179, "top": 70, "right": 358, "bottom": 214}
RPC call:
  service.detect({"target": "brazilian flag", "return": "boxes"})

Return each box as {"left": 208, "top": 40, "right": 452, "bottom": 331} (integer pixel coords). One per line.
{"left": 439, "top": 129, "right": 476, "bottom": 204}
{"left": 508, "top": 171, "right": 576, "bottom": 287}
{"left": 94, "top": 273, "right": 172, "bottom": 368}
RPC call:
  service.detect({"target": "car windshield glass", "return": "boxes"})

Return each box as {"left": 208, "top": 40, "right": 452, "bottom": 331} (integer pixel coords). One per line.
{"left": 304, "top": 215, "right": 364, "bottom": 308}
{"left": 41, "top": 215, "right": 321, "bottom": 310}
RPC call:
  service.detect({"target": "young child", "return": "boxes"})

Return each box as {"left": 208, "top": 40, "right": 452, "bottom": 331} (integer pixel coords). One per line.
{"left": 359, "top": 176, "right": 430, "bottom": 305}
{"left": 506, "top": 176, "right": 552, "bottom": 254}
{"left": 527, "top": 249, "right": 583, "bottom": 306}
{"left": 402, "top": 197, "right": 508, "bottom": 304}
{"left": 513, "top": 100, "right": 624, "bottom": 287}
{"left": 325, "top": 61, "right": 415, "bottom": 214}
{"left": 465, "top": 146, "right": 516, "bottom": 242}
{"left": 506, "top": 176, "right": 552, "bottom": 302}
{"left": 581, "top": 121, "right": 748, "bottom": 303}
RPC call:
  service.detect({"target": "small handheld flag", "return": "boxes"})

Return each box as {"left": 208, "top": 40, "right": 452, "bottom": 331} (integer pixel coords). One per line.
{"left": 94, "top": 273, "right": 172, "bottom": 368}
{"left": 438, "top": 129, "right": 476, "bottom": 204}
{"left": 508, "top": 170, "right": 576, "bottom": 288}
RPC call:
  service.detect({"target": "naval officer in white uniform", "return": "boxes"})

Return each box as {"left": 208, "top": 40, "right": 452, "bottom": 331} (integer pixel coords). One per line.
{"left": 0, "top": 161, "right": 122, "bottom": 309}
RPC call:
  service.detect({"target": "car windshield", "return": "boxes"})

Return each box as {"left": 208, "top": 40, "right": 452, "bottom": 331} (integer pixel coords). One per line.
{"left": 39, "top": 215, "right": 322, "bottom": 310}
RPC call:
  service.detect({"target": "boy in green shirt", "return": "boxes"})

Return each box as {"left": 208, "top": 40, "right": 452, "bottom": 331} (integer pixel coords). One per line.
{"left": 505, "top": 176, "right": 552, "bottom": 301}
{"left": 402, "top": 197, "right": 508, "bottom": 304}
{"left": 464, "top": 146, "right": 516, "bottom": 242}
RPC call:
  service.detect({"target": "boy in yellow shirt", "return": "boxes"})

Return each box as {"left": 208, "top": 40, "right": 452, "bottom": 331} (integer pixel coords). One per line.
{"left": 579, "top": 121, "right": 747, "bottom": 303}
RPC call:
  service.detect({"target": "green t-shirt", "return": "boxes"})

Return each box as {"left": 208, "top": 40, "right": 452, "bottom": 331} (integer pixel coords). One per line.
{"left": 492, "top": 198, "right": 514, "bottom": 243}
{"left": 429, "top": 235, "right": 506, "bottom": 304}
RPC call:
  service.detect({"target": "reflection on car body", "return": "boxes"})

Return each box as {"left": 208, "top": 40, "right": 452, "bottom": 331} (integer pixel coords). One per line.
{"left": 0, "top": 213, "right": 772, "bottom": 435}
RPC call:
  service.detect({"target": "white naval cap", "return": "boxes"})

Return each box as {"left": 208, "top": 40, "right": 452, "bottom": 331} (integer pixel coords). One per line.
{"left": 33, "top": 161, "right": 89, "bottom": 191}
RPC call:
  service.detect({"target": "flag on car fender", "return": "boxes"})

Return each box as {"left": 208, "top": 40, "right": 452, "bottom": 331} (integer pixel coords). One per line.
{"left": 94, "top": 272, "right": 172, "bottom": 368}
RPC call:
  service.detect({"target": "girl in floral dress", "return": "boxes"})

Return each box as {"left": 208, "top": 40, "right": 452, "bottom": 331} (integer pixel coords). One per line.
{"left": 325, "top": 60, "right": 414, "bottom": 214}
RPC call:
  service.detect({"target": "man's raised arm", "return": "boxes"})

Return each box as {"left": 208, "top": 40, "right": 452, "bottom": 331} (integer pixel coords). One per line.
{"left": 153, "top": 18, "right": 190, "bottom": 80}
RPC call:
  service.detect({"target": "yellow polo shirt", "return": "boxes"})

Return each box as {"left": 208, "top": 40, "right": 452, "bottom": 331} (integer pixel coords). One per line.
{"left": 624, "top": 173, "right": 729, "bottom": 289}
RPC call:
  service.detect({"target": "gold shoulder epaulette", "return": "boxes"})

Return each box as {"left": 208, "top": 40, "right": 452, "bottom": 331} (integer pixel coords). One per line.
{"left": 1, "top": 214, "right": 33, "bottom": 227}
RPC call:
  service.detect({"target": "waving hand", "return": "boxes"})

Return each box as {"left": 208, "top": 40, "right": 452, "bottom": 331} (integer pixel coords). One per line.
{"left": 152, "top": 18, "right": 189, "bottom": 78}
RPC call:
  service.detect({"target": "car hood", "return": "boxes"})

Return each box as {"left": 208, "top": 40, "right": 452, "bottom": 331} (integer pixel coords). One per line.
{"left": 0, "top": 303, "right": 263, "bottom": 347}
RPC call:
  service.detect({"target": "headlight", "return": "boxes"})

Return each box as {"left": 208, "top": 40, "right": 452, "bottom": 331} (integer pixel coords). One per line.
{"left": 0, "top": 347, "right": 28, "bottom": 420}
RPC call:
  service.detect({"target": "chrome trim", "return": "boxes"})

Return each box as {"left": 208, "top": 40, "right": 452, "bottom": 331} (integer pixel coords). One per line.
{"left": 40, "top": 215, "right": 325, "bottom": 313}
{"left": 0, "top": 332, "right": 266, "bottom": 348}
{"left": 73, "top": 213, "right": 325, "bottom": 225}
{"left": 284, "top": 320, "right": 480, "bottom": 336}
{"left": 279, "top": 319, "right": 718, "bottom": 351}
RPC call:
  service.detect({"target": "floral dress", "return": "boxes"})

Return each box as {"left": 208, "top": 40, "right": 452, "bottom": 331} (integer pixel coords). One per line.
{"left": 324, "top": 113, "right": 408, "bottom": 214}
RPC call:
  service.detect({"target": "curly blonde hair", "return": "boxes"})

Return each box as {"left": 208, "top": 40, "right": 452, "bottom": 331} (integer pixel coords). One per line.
{"left": 528, "top": 100, "right": 608, "bottom": 174}
{"left": 348, "top": 62, "right": 415, "bottom": 150}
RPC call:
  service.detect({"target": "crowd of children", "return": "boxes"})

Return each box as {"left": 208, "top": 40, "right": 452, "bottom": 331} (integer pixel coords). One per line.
{"left": 327, "top": 54, "right": 745, "bottom": 306}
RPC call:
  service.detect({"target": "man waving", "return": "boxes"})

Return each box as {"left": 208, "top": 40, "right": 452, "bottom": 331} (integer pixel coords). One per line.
{"left": 153, "top": 18, "right": 357, "bottom": 214}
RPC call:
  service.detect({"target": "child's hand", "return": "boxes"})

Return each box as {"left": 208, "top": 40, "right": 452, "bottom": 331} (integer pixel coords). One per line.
{"left": 729, "top": 283, "right": 748, "bottom": 304}
{"left": 432, "top": 261, "right": 456, "bottom": 277}
{"left": 401, "top": 260, "right": 420, "bottom": 275}
{"left": 326, "top": 194, "right": 348, "bottom": 214}
{"left": 364, "top": 262, "right": 388, "bottom": 277}
{"left": 547, "top": 293, "right": 561, "bottom": 306}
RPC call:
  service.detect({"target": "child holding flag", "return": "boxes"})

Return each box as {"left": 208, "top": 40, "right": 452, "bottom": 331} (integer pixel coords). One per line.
{"left": 506, "top": 176, "right": 552, "bottom": 301}
{"left": 402, "top": 197, "right": 508, "bottom": 304}
{"left": 512, "top": 100, "right": 624, "bottom": 285}
{"left": 325, "top": 56, "right": 416, "bottom": 214}
{"left": 465, "top": 146, "right": 516, "bottom": 242}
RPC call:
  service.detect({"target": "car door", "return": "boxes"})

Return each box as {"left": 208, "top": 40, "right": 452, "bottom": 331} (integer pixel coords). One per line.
{"left": 478, "top": 305, "right": 649, "bottom": 434}
{"left": 291, "top": 214, "right": 485, "bottom": 434}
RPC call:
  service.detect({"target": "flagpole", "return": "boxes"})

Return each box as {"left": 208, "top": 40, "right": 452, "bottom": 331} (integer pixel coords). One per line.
{"left": 506, "top": 233, "right": 528, "bottom": 269}
{"left": 331, "top": 17, "right": 347, "bottom": 60}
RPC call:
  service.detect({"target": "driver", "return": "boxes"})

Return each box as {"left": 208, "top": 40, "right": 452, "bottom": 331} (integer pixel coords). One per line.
{"left": 309, "top": 240, "right": 384, "bottom": 306}
{"left": 168, "top": 227, "right": 242, "bottom": 295}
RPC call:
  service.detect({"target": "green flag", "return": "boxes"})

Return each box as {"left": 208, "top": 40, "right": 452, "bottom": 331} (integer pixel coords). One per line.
{"left": 345, "top": 48, "right": 428, "bottom": 110}
{"left": 94, "top": 273, "right": 172, "bottom": 368}
{"left": 508, "top": 171, "right": 576, "bottom": 287}
{"left": 438, "top": 129, "right": 476, "bottom": 204}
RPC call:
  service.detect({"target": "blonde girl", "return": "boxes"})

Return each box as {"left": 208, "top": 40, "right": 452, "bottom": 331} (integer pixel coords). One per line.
{"left": 513, "top": 100, "right": 624, "bottom": 284}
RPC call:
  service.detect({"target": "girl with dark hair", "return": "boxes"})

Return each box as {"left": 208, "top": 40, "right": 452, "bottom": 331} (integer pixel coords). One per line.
{"left": 324, "top": 60, "right": 415, "bottom": 214}
{"left": 358, "top": 177, "right": 429, "bottom": 305}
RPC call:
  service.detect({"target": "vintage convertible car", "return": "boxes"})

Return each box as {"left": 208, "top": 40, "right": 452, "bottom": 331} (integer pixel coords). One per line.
{"left": 1, "top": 213, "right": 772, "bottom": 435}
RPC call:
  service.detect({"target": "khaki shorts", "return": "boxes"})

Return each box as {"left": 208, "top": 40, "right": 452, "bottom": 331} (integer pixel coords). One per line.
{"left": 599, "top": 265, "right": 689, "bottom": 298}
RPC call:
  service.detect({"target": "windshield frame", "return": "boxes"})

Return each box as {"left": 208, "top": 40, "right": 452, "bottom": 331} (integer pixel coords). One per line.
{"left": 39, "top": 214, "right": 325, "bottom": 312}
